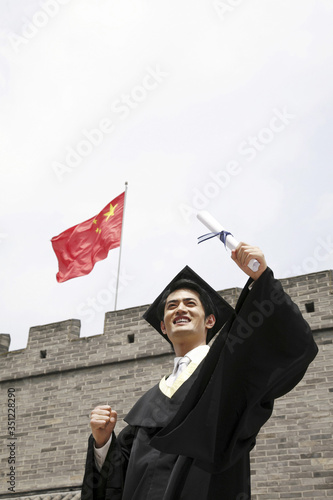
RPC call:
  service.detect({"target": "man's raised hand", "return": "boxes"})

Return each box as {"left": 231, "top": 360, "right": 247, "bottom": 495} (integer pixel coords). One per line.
{"left": 90, "top": 405, "right": 117, "bottom": 448}
{"left": 231, "top": 242, "right": 267, "bottom": 281}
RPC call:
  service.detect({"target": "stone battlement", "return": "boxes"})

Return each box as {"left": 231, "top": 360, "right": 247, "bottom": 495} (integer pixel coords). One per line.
{"left": 1, "top": 270, "right": 332, "bottom": 383}
{"left": 0, "top": 270, "right": 332, "bottom": 499}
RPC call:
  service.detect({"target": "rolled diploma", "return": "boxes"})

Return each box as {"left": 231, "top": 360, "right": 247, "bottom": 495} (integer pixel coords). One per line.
{"left": 197, "top": 211, "right": 260, "bottom": 272}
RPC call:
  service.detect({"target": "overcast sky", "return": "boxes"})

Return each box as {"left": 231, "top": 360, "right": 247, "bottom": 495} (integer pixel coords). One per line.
{"left": 1, "top": 0, "right": 333, "bottom": 352}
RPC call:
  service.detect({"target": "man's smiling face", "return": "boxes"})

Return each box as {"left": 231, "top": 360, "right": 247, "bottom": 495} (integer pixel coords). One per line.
{"left": 160, "top": 288, "right": 215, "bottom": 351}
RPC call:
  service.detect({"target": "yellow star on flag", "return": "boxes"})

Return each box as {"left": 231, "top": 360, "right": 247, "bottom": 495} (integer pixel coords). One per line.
{"left": 103, "top": 203, "right": 118, "bottom": 222}
{"left": 51, "top": 190, "right": 125, "bottom": 283}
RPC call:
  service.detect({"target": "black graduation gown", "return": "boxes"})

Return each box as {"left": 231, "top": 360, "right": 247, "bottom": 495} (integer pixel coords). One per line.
{"left": 81, "top": 268, "right": 318, "bottom": 500}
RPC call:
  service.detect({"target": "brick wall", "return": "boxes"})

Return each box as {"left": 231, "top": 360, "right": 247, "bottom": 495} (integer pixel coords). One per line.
{"left": 0, "top": 271, "right": 332, "bottom": 499}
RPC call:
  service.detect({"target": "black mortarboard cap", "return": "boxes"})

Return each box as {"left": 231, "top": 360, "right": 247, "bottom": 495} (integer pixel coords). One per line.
{"left": 142, "top": 265, "right": 234, "bottom": 344}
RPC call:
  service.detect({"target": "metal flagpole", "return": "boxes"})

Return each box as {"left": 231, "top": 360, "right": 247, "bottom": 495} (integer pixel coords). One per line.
{"left": 114, "top": 181, "right": 128, "bottom": 311}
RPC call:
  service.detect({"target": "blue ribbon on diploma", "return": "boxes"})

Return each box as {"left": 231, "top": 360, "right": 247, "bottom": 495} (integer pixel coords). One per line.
{"left": 198, "top": 230, "right": 233, "bottom": 248}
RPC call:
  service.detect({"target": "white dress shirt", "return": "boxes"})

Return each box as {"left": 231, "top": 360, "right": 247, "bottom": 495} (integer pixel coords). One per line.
{"left": 93, "top": 344, "right": 210, "bottom": 471}
{"left": 165, "top": 345, "right": 209, "bottom": 386}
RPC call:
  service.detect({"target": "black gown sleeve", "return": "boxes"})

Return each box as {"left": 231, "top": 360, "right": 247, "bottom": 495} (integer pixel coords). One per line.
{"left": 151, "top": 267, "right": 318, "bottom": 473}
{"left": 81, "top": 425, "right": 136, "bottom": 500}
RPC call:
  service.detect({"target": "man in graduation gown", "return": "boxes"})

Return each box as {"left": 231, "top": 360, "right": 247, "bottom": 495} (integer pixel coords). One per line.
{"left": 81, "top": 243, "right": 318, "bottom": 500}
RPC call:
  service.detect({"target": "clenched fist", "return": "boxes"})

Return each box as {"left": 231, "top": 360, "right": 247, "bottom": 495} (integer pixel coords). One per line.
{"left": 90, "top": 405, "right": 117, "bottom": 448}
{"left": 231, "top": 242, "right": 267, "bottom": 281}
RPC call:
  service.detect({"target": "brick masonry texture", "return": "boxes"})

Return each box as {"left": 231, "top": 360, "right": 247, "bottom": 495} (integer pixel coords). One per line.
{"left": 0, "top": 270, "right": 332, "bottom": 499}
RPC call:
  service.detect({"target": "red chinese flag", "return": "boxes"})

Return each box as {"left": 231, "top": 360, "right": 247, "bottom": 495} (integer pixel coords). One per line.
{"left": 51, "top": 192, "right": 125, "bottom": 283}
